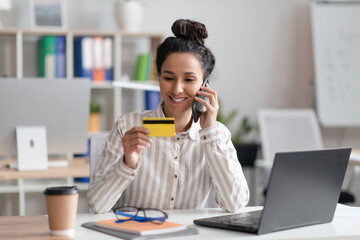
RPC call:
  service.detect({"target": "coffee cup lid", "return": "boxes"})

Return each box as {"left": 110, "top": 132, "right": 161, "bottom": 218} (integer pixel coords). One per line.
{"left": 44, "top": 186, "right": 79, "bottom": 195}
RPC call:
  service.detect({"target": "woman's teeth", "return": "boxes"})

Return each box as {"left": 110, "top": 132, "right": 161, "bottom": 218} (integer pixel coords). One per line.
{"left": 171, "top": 97, "right": 185, "bottom": 102}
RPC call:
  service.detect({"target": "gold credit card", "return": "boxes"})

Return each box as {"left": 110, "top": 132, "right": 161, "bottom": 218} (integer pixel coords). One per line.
{"left": 142, "top": 118, "right": 175, "bottom": 137}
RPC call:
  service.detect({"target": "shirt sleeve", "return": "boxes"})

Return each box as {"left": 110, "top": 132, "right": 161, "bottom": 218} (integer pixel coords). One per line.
{"left": 199, "top": 122, "right": 250, "bottom": 212}
{"left": 87, "top": 118, "right": 139, "bottom": 214}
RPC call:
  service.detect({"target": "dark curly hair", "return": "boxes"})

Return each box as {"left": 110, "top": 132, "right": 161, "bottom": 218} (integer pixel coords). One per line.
{"left": 156, "top": 19, "right": 216, "bottom": 80}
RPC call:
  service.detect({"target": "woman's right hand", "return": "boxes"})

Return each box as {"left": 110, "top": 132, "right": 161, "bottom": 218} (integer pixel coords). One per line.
{"left": 122, "top": 126, "right": 152, "bottom": 169}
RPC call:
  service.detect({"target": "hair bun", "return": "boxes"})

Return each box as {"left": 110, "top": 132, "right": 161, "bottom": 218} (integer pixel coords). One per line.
{"left": 171, "top": 19, "right": 208, "bottom": 45}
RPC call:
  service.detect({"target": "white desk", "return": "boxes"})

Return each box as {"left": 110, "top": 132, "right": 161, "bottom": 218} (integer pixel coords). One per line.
{"left": 1, "top": 205, "right": 359, "bottom": 239}
{"left": 72, "top": 205, "right": 360, "bottom": 240}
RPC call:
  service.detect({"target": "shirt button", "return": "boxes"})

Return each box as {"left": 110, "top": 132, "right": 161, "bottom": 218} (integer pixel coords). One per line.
{"left": 174, "top": 174, "right": 177, "bottom": 178}
{"left": 171, "top": 197, "right": 174, "bottom": 201}
{"left": 174, "top": 156, "right": 178, "bottom": 159}
{"left": 177, "top": 137, "right": 180, "bottom": 140}
{"left": 202, "top": 136, "right": 207, "bottom": 140}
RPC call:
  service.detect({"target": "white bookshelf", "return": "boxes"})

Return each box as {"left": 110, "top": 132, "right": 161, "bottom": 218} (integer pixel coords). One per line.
{"left": 0, "top": 29, "right": 165, "bottom": 216}
{"left": 0, "top": 28, "right": 163, "bottom": 132}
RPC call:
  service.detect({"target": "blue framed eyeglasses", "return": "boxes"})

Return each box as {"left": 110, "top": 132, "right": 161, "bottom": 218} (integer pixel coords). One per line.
{"left": 113, "top": 206, "right": 168, "bottom": 224}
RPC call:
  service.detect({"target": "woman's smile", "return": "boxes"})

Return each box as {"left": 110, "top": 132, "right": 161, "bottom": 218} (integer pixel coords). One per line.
{"left": 169, "top": 96, "right": 187, "bottom": 103}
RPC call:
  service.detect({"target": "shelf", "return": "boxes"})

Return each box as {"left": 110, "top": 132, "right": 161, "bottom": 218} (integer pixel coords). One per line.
{"left": 0, "top": 28, "right": 19, "bottom": 34}
{"left": 71, "top": 30, "right": 118, "bottom": 37}
{"left": 91, "top": 82, "right": 114, "bottom": 89}
{"left": 120, "top": 32, "right": 164, "bottom": 38}
{"left": 0, "top": 178, "right": 89, "bottom": 193}
{"left": 0, "top": 28, "right": 163, "bottom": 38}
{"left": 112, "top": 81, "right": 160, "bottom": 91}
{"left": 0, "top": 28, "right": 67, "bottom": 36}
{"left": 90, "top": 81, "right": 160, "bottom": 91}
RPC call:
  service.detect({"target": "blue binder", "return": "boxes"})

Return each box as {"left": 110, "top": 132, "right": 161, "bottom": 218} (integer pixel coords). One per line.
{"left": 74, "top": 36, "right": 93, "bottom": 80}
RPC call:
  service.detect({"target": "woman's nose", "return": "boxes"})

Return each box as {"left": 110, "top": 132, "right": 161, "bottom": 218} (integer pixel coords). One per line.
{"left": 172, "top": 81, "right": 183, "bottom": 94}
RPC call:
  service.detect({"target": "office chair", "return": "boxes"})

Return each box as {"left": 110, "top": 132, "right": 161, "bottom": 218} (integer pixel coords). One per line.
{"left": 257, "top": 108, "right": 355, "bottom": 204}
{"left": 89, "top": 132, "right": 109, "bottom": 178}
{"left": 88, "top": 132, "right": 218, "bottom": 211}
{"left": 89, "top": 132, "right": 108, "bottom": 213}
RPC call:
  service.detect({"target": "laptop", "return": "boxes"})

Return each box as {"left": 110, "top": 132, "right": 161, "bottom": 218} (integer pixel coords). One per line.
{"left": 194, "top": 148, "right": 351, "bottom": 235}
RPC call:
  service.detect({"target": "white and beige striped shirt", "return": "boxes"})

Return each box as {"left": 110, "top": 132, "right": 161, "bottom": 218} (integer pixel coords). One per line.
{"left": 88, "top": 103, "right": 249, "bottom": 214}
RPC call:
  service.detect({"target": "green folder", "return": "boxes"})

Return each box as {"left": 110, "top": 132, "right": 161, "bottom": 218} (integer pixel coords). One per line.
{"left": 37, "top": 35, "right": 56, "bottom": 77}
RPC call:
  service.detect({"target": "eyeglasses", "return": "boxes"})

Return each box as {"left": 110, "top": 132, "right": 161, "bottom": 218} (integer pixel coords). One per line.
{"left": 113, "top": 206, "right": 168, "bottom": 224}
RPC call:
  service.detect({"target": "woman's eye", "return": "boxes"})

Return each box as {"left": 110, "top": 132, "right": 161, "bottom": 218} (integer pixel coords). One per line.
{"left": 185, "top": 78, "right": 195, "bottom": 82}
{"left": 164, "top": 77, "right": 173, "bottom": 81}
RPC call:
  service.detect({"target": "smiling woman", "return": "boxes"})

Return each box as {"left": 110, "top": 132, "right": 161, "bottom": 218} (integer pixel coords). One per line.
{"left": 159, "top": 52, "right": 204, "bottom": 130}
{"left": 156, "top": 19, "right": 217, "bottom": 133}
{"left": 88, "top": 19, "right": 250, "bottom": 215}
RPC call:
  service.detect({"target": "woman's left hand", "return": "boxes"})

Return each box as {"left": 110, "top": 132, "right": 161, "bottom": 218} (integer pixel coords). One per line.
{"left": 195, "top": 83, "right": 219, "bottom": 129}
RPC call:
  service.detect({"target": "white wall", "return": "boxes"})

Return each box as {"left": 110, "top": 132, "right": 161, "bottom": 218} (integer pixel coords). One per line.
{"left": 3, "top": 0, "right": 360, "bottom": 148}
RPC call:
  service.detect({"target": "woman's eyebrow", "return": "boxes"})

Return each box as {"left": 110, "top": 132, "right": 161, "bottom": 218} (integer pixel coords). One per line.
{"left": 162, "top": 70, "right": 199, "bottom": 76}
{"left": 184, "top": 71, "right": 198, "bottom": 76}
{"left": 162, "top": 70, "right": 174, "bottom": 75}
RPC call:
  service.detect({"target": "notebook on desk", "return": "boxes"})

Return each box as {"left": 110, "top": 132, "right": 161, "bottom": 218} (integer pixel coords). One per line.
{"left": 194, "top": 148, "right": 351, "bottom": 235}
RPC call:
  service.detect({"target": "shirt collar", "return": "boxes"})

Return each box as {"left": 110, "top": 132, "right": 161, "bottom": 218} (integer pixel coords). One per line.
{"left": 154, "top": 101, "right": 199, "bottom": 141}
{"left": 154, "top": 101, "right": 166, "bottom": 118}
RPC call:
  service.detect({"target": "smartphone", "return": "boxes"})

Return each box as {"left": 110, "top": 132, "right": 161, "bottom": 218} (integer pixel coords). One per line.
{"left": 192, "top": 78, "right": 209, "bottom": 123}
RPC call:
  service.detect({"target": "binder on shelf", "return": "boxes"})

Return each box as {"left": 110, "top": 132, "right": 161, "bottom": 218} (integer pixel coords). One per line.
{"left": 104, "top": 37, "right": 114, "bottom": 81}
{"left": 37, "top": 35, "right": 56, "bottom": 78}
{"left": 144, "top": 53, "right": 160, "bottom": 110}
{"left": 145, "top": 90, "right": 161, "bottom": 110}
{"left": 144, "top": 53, "right": 152, "bottom": 80}
{"left": 93, "top": 36, "right": 105, "bottom": 82}
{"left": 55, "top": 36, "right": 66, "bottom": 78}
{"left": 74, "top": 36, "right": 93, "bottom": 80}
{"left": 134, "top": 54, "right": 141, "bottom": 81}
{"left": 134, "top": 53, "right": 150, "bottom": 81}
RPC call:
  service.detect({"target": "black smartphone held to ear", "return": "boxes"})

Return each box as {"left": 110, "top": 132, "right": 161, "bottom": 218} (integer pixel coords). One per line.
{"left": 192, "top": 78, "right": 209, "bottom": 123}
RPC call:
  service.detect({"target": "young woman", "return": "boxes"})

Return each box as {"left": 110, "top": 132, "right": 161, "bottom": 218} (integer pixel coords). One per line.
{"left": 88, "top": 19, "right": 249, "bottom": 214}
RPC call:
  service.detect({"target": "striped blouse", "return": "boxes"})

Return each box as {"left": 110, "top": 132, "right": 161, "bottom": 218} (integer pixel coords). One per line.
{"left": 87, "top": 103, "right": 249, "bottom": 214}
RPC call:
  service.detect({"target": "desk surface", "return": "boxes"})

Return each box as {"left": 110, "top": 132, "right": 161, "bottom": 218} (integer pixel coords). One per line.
{"left": 0, "top": 215, "right": 52, "bottom": 240}
{"left": 349, "top": 159, "right": 360, "bottom": 166}
{"left": 1, "top": 205, "right": 360, "bottom": 240}
{"left": 0, "top": 157, "right": 89, "bottom": 180}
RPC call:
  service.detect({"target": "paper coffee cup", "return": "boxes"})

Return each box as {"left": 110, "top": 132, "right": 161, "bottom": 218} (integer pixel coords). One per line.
{"left": 44, "top": 186, "right": 79, "bottom": 238}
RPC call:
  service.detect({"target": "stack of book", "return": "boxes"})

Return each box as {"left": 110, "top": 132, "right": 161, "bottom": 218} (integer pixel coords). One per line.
{"left": 37, "top": 35, "right": 66, "bottom": 78}
{"left": 82, "top": 218, "right": 198, "bottom": 239}
{"left": 134, "top": 53, "right": 161, "bottom": 110}
{"left": 134, "top": 53, "right": 155, "bottom": 82}
{"left": 74, "top": 36, "right": 114, "bottom": 81}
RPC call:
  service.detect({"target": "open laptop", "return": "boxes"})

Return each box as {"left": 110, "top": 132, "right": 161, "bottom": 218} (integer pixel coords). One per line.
{"left": 194, "top": 148, "right": 351, "bottom": 235}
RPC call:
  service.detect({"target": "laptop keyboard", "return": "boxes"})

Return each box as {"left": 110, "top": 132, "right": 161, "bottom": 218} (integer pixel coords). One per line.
{"left": 193, "top": 210, "right": 263, "bottom": 233}
{"left": 221, "top": 211, "right": 261, "bottom": 227}
{"left": 204, "top": 210, "right": 262, "bottom": 229}
{"left": 217, "top": 210, "right": 262, "bottom": 229}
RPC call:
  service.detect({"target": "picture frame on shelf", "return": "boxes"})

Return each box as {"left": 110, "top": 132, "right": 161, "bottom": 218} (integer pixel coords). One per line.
{"left": 29, "top": 0, "right": 66, "bottom": 29}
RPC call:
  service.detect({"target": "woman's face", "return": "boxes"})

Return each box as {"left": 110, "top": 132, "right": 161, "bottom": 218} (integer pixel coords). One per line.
{"left": 159, "top": 52, "right": 204, "bottom": 119}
